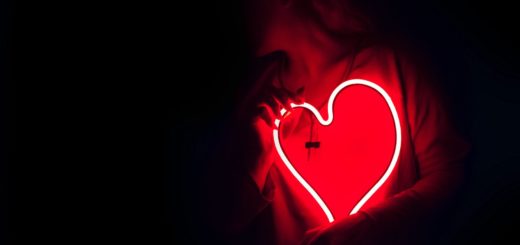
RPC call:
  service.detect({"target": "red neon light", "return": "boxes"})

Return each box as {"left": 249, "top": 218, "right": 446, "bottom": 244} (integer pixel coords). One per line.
{"left": 273, "top": 79, "right": 402, "bottom": 223}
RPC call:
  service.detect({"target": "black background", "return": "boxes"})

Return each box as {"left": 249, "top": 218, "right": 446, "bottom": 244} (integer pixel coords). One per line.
{"left": 5, "top": 0, "right": 520, "bottom": 244}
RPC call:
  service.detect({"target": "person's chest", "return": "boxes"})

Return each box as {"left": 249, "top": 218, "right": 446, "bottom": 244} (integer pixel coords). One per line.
{"left": 276, "top": 78, "right": 401, "bottom": 217}
{"left": 265, "top": 47, "right": 419, "bottom": 245}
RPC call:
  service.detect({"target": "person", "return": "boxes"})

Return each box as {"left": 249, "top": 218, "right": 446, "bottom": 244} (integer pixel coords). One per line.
{"left": 199, "top": 0, "right": 470, "bottom": 244}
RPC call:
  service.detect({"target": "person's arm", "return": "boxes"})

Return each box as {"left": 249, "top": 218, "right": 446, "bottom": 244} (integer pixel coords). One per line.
{"left": 200, "top": 52, "right": 300, "bottom": 242}
{"left": 199, "top": 121, "right": 276, "bottom": 241}
{"left": 302, "top": 52, "right": 470, "bottom": 245}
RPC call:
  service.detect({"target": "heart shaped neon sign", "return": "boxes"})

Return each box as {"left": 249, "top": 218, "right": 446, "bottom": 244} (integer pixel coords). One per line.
{"left": 272, "top": 79, "right": 402, "bottom": 223}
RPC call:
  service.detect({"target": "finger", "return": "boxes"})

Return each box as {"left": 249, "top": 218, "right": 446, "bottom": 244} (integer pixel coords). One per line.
{"left": 271, "top": 88, "right": 293, "bottom": 111}
{"left": 257, "top": 102, "right": 276, "bottom": 127}
{"left": 264, "top": 95, "right": 283, "bottom": 117}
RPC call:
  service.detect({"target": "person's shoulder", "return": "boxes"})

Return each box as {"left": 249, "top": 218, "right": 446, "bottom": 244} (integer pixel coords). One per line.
{"left": 357, "top": 36, "right": 443, "bottom": 90}
{"left": 350, "top": 38, "right": 411, "bottom": 73}
{"left": 357, "top": 36, "right": 431, "bottom": 67}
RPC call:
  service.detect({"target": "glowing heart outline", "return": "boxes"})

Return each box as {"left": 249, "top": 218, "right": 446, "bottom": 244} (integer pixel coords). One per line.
{"left": 272, "top": 79, "right": 402, "bottom": 223}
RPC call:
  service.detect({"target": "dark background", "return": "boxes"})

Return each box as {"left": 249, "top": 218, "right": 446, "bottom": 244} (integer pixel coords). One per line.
{"left": 5, "top": 0, "right": 520, "bottom": 244}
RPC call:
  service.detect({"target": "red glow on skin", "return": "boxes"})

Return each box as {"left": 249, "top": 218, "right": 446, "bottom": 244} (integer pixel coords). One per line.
{"left": 273, "top": 79, "right": 401, "bottom": 223}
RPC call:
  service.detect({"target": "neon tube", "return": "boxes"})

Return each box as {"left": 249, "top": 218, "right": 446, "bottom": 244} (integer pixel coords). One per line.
{"left": 272, "top": 79, "right": 402, "bottom": 223}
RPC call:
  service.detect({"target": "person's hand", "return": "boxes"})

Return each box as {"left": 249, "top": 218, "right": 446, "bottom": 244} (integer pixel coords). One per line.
{"left": 233, "top": 55, "right": 304, "bottom": 191}
{"left": 247, "top": 85, "right": 304, "bottom": 190}
{"left": 300, "top": 212, "right": 374, "bottom": 245}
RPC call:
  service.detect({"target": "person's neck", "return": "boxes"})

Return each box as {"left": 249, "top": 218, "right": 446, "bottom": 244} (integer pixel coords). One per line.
{"left": 275, "top": 23, "right": 359, "bottom": 95}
